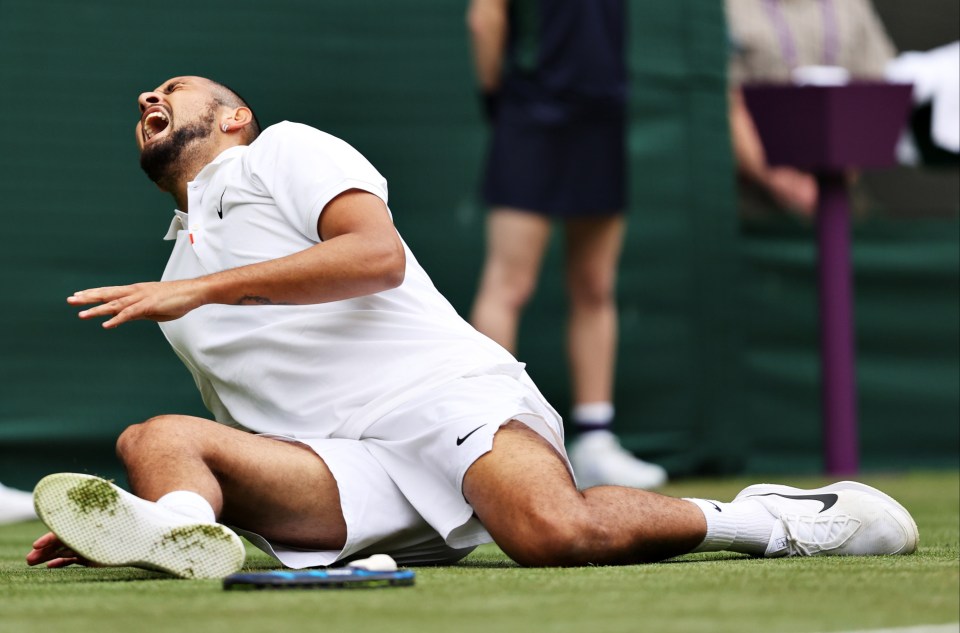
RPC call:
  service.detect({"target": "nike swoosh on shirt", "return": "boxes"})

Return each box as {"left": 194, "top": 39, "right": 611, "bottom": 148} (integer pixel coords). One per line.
{"left": 751, "top": 492, "right": 839, "bottom": 513}
{"left": 217, "top": 188, "right": 226, "bottom": 219}
{"left": 456, "top": 425, "right": 485, "bottom": 446}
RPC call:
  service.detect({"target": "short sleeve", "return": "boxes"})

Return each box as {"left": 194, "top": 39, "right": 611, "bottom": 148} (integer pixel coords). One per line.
{"left": 242, "top": 121, "right": 389, "bottom": 242}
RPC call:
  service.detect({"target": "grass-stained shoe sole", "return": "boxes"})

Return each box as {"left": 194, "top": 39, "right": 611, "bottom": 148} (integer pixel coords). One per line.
{"left": 33, "top": 473, "right": 245, "bottom": 579}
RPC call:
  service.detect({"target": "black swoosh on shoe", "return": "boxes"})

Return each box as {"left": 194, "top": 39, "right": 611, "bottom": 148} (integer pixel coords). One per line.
{"left": 750, "top": 492, "right": 839, "bottom": 513}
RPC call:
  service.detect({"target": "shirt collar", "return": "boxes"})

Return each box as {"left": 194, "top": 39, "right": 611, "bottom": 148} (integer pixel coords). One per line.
{"left": 190, "top": 145, "right": 246, "bottom": 185}
{"left": 164, "top": 145, "right": 246, "bottom": 240}
{"left": 164, "top": 209, "right": 190, "bottom": 241}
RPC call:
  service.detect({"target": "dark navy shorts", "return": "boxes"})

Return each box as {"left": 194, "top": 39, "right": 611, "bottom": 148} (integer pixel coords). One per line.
{"left": 481, "top": 102, "right": 626, "bottom": 218}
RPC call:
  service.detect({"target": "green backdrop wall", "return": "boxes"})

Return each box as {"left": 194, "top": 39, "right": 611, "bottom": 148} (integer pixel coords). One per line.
{"left": 1, "top": 1, "right": 956, "bottom": 490}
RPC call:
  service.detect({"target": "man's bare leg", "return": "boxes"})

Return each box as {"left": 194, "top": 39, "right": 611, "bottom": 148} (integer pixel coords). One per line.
{"left": 29, "top": 415, "right": 348, "bottom": 576}
{"left": 116, "top": 415, "right": 346, "bottom": 549}
{"left": 463, "top": 421, "right": 705, "bottom": 566}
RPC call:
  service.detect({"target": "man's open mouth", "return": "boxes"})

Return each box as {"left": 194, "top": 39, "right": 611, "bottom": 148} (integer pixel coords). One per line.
{"left": 142, "top": 108, "right": 170, "bottom": 142}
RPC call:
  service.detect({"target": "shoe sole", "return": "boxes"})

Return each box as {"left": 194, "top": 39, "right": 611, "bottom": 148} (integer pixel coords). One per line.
{"left": 33, "top": 473, "right": 246, "bottom": 579}
{"left": 735, "top": 480, "right": 919, "bottom": 555}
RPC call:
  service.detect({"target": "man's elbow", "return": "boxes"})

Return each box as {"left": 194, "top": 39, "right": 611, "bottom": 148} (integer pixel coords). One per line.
{"left": 383, "top": 261, "right": 405, "bottom": 291}
{"left": 378, "top": 241, "right": 406, "bottom": 291}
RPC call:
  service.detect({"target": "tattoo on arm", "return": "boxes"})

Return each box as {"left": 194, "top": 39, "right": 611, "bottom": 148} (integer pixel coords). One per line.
{"left": 235, "top": 295, "right": 292, "bottom": 306}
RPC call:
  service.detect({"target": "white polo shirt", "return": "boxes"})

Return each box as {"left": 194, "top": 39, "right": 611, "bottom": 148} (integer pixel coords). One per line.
{"left": 159, "top": 121, "right": 522, "bottom": 440}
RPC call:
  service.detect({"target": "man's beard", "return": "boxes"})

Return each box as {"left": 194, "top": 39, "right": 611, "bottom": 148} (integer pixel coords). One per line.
{"left": 139, "top": 105, "right": 217, "bottom": 189}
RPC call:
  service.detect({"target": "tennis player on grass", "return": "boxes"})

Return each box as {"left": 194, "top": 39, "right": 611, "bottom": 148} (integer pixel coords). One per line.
{"left": 26, "top": 76, "right": 917, "bottom": 579}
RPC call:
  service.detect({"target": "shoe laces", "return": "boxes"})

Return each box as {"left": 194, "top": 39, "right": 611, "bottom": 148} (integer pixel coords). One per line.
{"left": 778, "top": 512, "right": 862, "bottom": 556}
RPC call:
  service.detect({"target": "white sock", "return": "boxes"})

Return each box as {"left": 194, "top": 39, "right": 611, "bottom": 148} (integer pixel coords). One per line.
{"left": 156, "top": 490, "right": 216, "bottom": 524}
{"left": 685, "top": 498, "right": 774, "bottom": 556}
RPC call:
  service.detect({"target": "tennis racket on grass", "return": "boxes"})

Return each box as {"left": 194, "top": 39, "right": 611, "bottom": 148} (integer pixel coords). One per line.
{"left": 223, "top": 568, "right": 415, "bottom": 590}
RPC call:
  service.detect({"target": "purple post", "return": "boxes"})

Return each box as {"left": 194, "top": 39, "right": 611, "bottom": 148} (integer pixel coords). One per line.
{"left": 742, "top": 82, "right": 913, "bottom": 476}
{"left": 816, "top": 172, "right": 858, "bottom": 475}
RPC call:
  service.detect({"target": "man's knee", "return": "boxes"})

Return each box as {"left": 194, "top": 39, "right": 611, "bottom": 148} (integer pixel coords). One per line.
{"left": 464, "top": 421, "right": 607, "bottom": 566}
{"left": 115, "top": 415, "right": 201, "bottom": 464}
{"left": 501, "top": 505, "right": 609, "bottom": 567}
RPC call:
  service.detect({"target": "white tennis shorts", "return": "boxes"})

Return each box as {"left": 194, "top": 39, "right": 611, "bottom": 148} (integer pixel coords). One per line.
{"left": 233, "top": 371, "right": 569, "bottom": 568}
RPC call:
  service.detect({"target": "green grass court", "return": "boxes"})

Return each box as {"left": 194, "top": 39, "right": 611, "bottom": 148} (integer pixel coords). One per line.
{"left": 1, "top": 472, "right": 957, "bottom": 633}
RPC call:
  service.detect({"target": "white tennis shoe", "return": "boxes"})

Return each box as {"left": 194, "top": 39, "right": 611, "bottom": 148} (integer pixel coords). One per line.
{"left": 0, "top": 482, "right": 38, "bottom": 524}
{"left": 33, "top": 473, "right": 245, "bottom": 579}
{"left": 569, "top": 431, "right": 668, "bottom": 490}
{"left": 734, "top": 480, "right": 919, "bottom": 557}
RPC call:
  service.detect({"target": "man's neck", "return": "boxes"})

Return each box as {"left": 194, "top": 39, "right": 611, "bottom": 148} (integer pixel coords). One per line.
{"left": 167, "top": 138, "right": 242, "bottom": 211}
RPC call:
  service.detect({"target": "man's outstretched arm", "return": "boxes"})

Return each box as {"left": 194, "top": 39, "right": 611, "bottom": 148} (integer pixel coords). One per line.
{"left": 68, "top": 190, "right": 405, "bottom": 328}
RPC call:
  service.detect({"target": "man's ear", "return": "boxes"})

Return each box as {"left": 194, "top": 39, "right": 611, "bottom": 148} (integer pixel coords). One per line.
{"left": 221, "top": 107, "right": 254, "bottom": 134}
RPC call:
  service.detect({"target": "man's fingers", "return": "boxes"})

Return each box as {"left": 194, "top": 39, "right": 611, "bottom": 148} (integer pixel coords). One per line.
{"left": 32, "top": 532, "right": 58, "bottom": 549}
{"left": 101, "top": 297, "right": 166, "bottom": 329}
{"left": 26, "top": 531, "right": 97, "bottom": 569}
{"left": 72, "top": 293, "right": 146, "bottom": 327}
{"left": 68, "top": 286, "right": 131, "bottom": 305}
{"left": 101, "top": 307, "right": 138, "bottom": 329}
{"left": 69, "top": 281, "right": 192, "bottom": 327}
{"left": 46, "top": 557, "right": 83, "bottom": 569}
{"left": 77, "top": 298, "right": 131, "bottom": 319}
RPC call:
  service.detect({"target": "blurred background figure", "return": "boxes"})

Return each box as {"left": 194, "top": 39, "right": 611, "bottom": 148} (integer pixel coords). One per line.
{"left": 885, "top": 40, "right": 960, "bottom": 165}
{"left": 725, "top": 0, "right": 897, "bottom": 219}
{"left": 0, "top": 482, "right": 36, "bottom": 524}
{"left": 466, "top": 0, "right": 667, "bottom": 489}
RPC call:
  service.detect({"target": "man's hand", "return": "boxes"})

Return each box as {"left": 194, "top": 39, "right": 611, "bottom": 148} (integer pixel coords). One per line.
{"left": 68, "top": 279, "right": 207, "bottom": 328}
{"left": 26, "top": 532, "right": 98, "bottom": 569}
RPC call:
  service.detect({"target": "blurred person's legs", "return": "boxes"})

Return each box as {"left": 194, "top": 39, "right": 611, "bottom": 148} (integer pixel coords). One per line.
{"left": 564, "top": 214, "right": 623, "bottom": 406}
{"left": 471, "top": 208, "right": 552, "bottom": 352}
{"left": 563, "top": 215, "right": 667, "bottom": 490}
{"left": 471, "top": 209, "right": 666, "bottom": 489}
{"left": 0, "top": 481, "right": 37, "bottom": 524}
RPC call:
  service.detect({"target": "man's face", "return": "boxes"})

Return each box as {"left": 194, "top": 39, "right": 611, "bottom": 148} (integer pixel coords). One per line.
{"left": 135, "top": 76, "right": 220, "bottom": 186}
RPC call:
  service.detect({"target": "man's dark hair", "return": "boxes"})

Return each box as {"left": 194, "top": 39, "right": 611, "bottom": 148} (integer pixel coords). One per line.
{"left": 210, "top": 80, "right": 262, "bottom": 142}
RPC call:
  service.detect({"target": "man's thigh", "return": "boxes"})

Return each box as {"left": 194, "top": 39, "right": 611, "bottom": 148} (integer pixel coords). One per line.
{"left": 256, "top": 435, "right": 476, "bottom": 568}
{"left": 125, "top": 416, "right": 347, "bottom": 550}
{"left": 461, "top": 420, "right": 583, "bottom": 561}
{"left": 359, "top": 372, "right": 569, "bottom": 550}
{"left": 214, "top": 432, "right": 347, "bottom": 549}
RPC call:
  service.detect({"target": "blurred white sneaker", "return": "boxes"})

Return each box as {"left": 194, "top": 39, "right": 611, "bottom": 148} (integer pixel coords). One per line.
{"left": 0, "top": 482, "right": 38, "bottom": 524}
{"left": 733, "top": 481, "right": 919, "bottom": 557}
{"left": 33, "top": 473, "right": 245, "bottom": 579}
{"left": 569, "top": 431, "right": 668, "bottom": 490}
